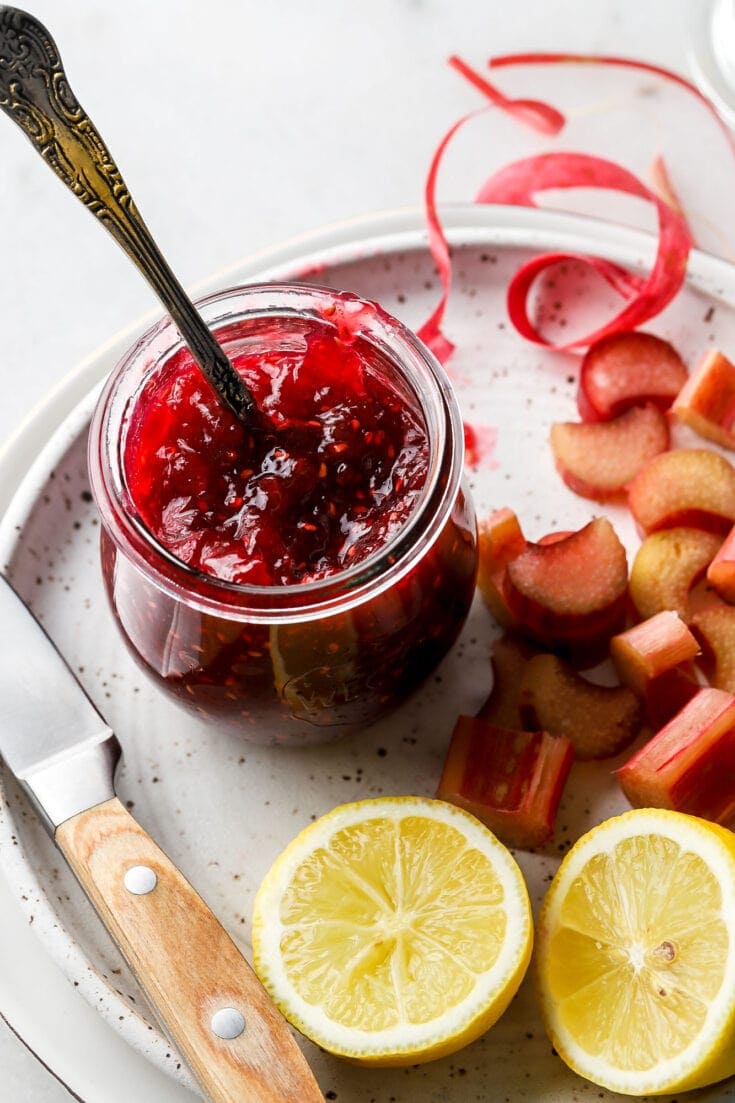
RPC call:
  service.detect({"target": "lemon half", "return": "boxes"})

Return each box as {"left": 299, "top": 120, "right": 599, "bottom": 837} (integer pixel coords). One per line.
{"left": 252, "top": 796, "right": 532, "bottom": 1065}
{"left": 536, "top": 808, "right": 735, "bottom": 1096}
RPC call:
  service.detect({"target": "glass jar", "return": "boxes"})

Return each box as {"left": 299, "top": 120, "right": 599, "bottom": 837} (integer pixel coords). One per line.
{"left": 88, "top": 284, "right": 477, "bottom": 745}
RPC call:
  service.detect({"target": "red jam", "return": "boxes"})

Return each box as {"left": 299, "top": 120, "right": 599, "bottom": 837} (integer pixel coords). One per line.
{"left": 94, "top": 290, "right": 477, "bottom": 744}
{"left": 123, "top": 316, "right": 429, "bottom": 586}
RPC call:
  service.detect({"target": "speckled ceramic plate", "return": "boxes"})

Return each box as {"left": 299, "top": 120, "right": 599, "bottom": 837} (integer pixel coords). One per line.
{"left": 4, "top": 204, "right": 735, "bottom": 1103}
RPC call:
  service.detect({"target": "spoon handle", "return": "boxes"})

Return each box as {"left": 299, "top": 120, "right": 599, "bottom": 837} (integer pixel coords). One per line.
{"left": 0, "top": 6, "right": 257, "bottom": 423}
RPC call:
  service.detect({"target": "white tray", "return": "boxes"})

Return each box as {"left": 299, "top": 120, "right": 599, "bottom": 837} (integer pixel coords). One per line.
{"left": 3, "top": 204, "right": 735, "bottom": 1102}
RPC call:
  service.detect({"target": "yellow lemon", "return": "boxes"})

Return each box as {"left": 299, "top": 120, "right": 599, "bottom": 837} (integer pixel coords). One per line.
{"left": 252, "top": 796, "right": 532, "bottom": 1065}
{"left": 536, "top": 807, "right": 735, "bottom": 1095}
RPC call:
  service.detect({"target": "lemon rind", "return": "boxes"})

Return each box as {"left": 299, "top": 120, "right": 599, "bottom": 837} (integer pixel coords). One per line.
{"left": 536, "top": 808, "right": 735, "bottom": 1095}
{"left": 252, "top": 796, "right": 533, "bottom": 1062}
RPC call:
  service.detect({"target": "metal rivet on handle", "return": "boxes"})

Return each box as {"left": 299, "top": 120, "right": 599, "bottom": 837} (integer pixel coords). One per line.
{"left": 124, "top": 865, "right": 158, "bottom": 896}
{"left": 211, "top": 1008, "right": 246, "bottom": 1040}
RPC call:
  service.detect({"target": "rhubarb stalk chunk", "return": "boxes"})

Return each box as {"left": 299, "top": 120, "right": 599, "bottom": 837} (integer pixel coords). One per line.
{"left": 477, "top": 634, "right": 536, "bottom": 729}
{"left": 577, "top": 331, "right": 688, "bottom": 422}
{"left": 504, "top": 517, "right": 628, "bottom": 660}
{"left": 628, "top": 449, "right": 735, "bottom": 535}
{"left": 476, "top": 508, "right": 525, "bottom": 627}
{"left": 550, "top": 404, "right": 669, "bottom": 501}
{"left": 707, "top": 525, "right": 735, "bottom": 602}
{"left": 643, "top": 665, "right": 701, "bottom": 730}
{"left": 673, "top": 349, "right": 735, "bottom": 450}
{"left": 610, "top": 611, "right": 700, "bottom": 696}
{"left": 629, "top": 527, "right": 722, "bottom": 621}
{"left": 692, "top": 603, "right": 735, "bottom": 694}
{"left": 518, "top": 654, "right": 643, "bottom": 759}
{"left": 437, "top": 718, "right": 574, "bottom": 850}
{"left": 618, "top": 688, "right": 735, "bottom": 827}
{"left": 611, "top": 611, "right": 701, "bottom": 727}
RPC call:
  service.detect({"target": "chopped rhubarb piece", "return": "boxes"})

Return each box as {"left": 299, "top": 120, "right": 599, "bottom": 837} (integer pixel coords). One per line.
{"left": 537, "top": 530, "right": 575, "bottom": 546}
{"left": 577, "top": 331, "right": 688, "bottom": 422}
{"left": 477, "top": 634, "right": 536, "bottom": 729}
{"left": 550, "top": 404, "right": 669, "bottom": 501}
{"left": 692, "top": 603, "right": 735, "bottom": 695}
{"left": 707, "top": 525, "right": 735, "bottom": 602}
{"left": 437, "top": 717, "right": 574, "bottom": 849}
{"left": 673, "top": 349, "right": 735, "bottom": 450}
{"left": 476, "top": 508, "right": 525, "bottom": 627}
{"left": 629, "top": 527, "right": 722, "bottom": 621}
{"left": 610, "top": 611, "right": 700, "bottom": 696}
{"left": 618, "top": 687, "right": 735, "bottom": 827}
{"left": 504, "top": 518, "right": 628, "bottom": 661}
{"left": 611, "top": 611, "right": 701, "bottom": 728}
{"left": 644, "top": 664, "right": 701, "bottom": 730}
{"left": 479, "top": 508, "right": 526, "bottom": 560}
{"left": 628, "top": 449, "right": 735, "bottom": 535}
{"left": 518, "top": 654, "right": 643, "bottom": 760}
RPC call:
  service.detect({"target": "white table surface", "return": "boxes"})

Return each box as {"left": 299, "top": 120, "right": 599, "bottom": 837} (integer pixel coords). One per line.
{"left": 0, "top": 0, "right": 705, "bottom": 1098}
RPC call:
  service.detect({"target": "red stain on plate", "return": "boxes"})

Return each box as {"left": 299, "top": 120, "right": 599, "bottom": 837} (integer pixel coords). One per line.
{"left": 464, "top": 422, "right": 499, "bottom": 470}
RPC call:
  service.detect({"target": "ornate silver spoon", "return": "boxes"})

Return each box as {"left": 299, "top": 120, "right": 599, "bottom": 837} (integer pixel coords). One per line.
{"left": 0, "top": 6, "right": 260, "bottom": 425}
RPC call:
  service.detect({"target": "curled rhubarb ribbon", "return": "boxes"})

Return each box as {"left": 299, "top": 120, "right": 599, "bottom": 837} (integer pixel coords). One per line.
{"left": 480, "top": 151, "right": 692, "bottom": 349}
{"left": 419, "top": 54, "right": 698, "bottom": 360}
{"left": 488, "top": 52, "right": 735, "bottom": 158}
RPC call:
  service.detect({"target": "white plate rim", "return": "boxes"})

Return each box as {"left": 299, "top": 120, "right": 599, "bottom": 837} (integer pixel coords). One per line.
{"left": 3, "top": 200, "right": 735, "bottom": 1102}
{"left": 688, "top": 0, "right": 735, "bottom": 132}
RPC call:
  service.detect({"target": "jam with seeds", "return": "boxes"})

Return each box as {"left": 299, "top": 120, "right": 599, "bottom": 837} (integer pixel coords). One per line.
{"left": 123, "top": 317, "right": 428, "bottom": 585}
{"left": 91, "top": 285, "right": 477, "bottom": 744}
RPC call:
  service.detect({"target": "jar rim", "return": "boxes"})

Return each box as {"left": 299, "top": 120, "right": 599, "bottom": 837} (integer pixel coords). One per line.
{"left": 88, "top": 282, "right": 466, "bottom": 622}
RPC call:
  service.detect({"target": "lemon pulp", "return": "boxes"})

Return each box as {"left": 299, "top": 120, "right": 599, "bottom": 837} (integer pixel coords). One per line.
{"left": 281, "top": 814, "right": 508, "bottom": 1028}
{"left": 537, "top": 809, "right": 735, "bottom": 1095}
{"left": 252, "top": 797, "right": 532, "bottom": 1064}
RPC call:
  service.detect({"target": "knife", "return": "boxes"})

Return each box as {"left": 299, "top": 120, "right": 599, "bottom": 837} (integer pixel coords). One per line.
{"left": 0, "top": 575, "right": 323, "bottom": 1103}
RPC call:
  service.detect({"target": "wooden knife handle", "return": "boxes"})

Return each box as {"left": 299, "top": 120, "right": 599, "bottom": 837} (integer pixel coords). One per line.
{"left": 56, "top": 797, "right": 323, "bottom": 1103}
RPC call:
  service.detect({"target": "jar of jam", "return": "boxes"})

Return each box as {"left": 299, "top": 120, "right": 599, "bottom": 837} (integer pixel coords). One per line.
{"left": 88, "top": 284, "right": 477, "bottom": 745}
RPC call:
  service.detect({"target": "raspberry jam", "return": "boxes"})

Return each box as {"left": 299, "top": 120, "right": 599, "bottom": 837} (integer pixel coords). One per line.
{"left": 123, "top": 313, "right": 428, "bottom": 586}
{"left": 90, "top": 285, "right": 477, "bottom": 744}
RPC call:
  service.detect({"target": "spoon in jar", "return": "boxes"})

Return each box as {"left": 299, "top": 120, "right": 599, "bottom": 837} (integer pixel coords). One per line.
{"left": 0, "top": 5, "right": 261, "bottom": 426}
